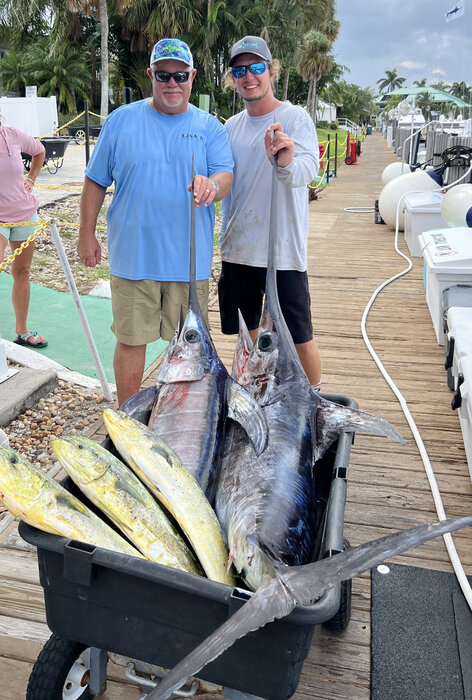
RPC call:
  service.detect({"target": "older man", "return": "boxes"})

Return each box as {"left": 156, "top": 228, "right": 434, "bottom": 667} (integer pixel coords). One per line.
{"left": 219, "top": 36, "right": 321, "bottom": 388}
{"left": 78, "top": 38, "right": 233, "bottom": 404}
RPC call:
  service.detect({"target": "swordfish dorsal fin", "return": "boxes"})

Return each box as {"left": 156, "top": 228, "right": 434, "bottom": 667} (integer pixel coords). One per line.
{"left": 146, "top": 517, "right": 472, "bottom": 700}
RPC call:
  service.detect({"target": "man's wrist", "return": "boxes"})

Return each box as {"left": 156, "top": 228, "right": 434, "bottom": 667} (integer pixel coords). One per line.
{"left": 210, "top": 180, "right": 220, "bottom": 195}
{"left": 25, "top": 176, "right": 35, "bottom": 185}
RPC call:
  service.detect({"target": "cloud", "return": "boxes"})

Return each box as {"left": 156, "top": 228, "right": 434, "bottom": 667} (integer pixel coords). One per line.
{"left": 431, "top": 68, "right": 447, "bottom": 77}
{"left": 399, "top": 61, "right": 427, "bottom": 70}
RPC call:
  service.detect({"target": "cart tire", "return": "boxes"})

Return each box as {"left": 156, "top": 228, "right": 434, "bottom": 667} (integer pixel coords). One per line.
{"left": 26, "top": 633, "right": 94, "bottom": 700}
{"left": 75, "top": 129, "right": 86, "bottom": 144}
{"left": 344, "top": 156, "right": 354, "bottom": 165}
{"left": 322, "top": 539, "right": 352, "bottom": 632}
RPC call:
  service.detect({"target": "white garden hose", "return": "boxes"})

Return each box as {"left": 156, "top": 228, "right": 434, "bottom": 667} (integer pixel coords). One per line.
{"left": 360, "top": 165, "right": 472, "bottom": 611}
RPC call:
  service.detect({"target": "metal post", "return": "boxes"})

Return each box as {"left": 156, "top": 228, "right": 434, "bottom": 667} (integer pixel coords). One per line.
{"left": 48, "top": 220, "right": 113, "bottom": 402}
{"left": 123, "top": 87, "right": 133, "bottom": 105}
{"left": 84, "top": 100, "right": 90, "bottom": 165}
{"left": 334, "top": 133, "right": 338, "bottom": 177}
{"left": 326, "top": 135, "right": 331, "bottom": 184}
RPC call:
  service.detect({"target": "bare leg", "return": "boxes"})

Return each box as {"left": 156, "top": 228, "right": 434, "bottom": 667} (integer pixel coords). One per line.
{"left": 295, "top": 339, "right": 322, "bottom": 386}
{"left": 10, "top": 240, "right": 43, "bottom": 339}
{"left": 0, "top": 235, "right": 8, "bottom": 262}
{"left": 114, "top": 341, "right": 146, "bottom": 405}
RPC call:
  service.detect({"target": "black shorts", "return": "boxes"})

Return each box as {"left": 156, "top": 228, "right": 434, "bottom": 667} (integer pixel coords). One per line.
{"left": 218, "top": 261, "right": 313, "bottom": 344}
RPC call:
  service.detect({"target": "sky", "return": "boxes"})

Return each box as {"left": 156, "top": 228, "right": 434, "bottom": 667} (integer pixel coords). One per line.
{"left": 333, "top": 0, "right": 471, "bottom": 93}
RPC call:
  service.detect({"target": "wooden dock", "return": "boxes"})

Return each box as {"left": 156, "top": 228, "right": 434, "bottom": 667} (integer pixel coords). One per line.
{"left": 2, "top": 131, "right": 471, "bottom": 699}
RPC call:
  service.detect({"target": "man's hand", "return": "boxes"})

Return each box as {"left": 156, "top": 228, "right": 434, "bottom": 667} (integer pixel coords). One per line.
{"left": 188, "top": 174, "right": 218, "bottom": 207}
{"left": 264, "top": 122, "right": 294, "bottom": 168}
{"left": 77, "top": 236, "right": 101, "bottom": 267}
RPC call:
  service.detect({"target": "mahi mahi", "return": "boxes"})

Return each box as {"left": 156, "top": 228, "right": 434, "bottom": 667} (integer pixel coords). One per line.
{"left": 0, "top": 444, "right": 143, "bottom": 559}
{"left": 52, "top": 435, "right": 200, "bottom": 574}
{"left": 102, "top": 408, "right": 236, "bottom": 586}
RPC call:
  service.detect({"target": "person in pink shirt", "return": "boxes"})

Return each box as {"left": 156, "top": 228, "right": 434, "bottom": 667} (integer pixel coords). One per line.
{"left": 0, "top": 113, "right": 47, "bottom": 347}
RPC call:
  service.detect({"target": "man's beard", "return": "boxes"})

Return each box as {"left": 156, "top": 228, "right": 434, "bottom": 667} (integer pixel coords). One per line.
{"left": 241, "top": 84, "right": 271, "bottom": 103}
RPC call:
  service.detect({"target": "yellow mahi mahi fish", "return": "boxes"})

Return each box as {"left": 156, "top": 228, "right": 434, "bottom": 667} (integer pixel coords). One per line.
{"left": 0, "top": 444, "right": 143, "bottom": 559}
{"left": 103, "top": 409, "right": 236, "bottom": 586}
{"left": 53, "top": 434, "right": 200, "bottom": 574}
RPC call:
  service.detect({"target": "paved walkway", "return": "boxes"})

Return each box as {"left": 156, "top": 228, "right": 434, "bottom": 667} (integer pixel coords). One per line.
{"left": 35, "top": 138, "right": 92, "bottom": 208}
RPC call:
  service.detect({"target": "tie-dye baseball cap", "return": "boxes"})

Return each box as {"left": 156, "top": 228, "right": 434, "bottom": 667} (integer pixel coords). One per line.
{"left": 150, "top": 38, "right": 193, "bottom": 68}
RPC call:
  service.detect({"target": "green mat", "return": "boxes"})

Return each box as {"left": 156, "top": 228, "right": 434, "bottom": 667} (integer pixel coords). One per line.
{"left": 0, "top": 274, "right": 167, "bottom": 383}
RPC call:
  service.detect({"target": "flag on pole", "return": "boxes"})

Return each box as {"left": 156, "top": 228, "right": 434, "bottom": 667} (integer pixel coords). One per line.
{"left": 445, "top": 0, "right": 464, "bottom": 21}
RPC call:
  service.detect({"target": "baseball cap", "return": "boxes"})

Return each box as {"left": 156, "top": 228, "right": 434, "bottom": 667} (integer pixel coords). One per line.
{"left": 150, "top": 38, "right": 193, "bottom": 68}
{"left": 229, "top": 36, "right": 272, "bottom": 66}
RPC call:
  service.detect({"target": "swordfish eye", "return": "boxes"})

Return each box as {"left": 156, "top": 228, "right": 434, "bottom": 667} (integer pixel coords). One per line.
{"left": 184, "top": 328, "right": 201, "bottom": 344}
{"left": 258, "top": 333, "right": 274, "bottom": 352}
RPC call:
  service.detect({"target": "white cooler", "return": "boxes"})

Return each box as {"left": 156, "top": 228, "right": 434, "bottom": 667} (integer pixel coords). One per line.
{"left": 446, "top": 307, "right": 472, "bottom": 382}
{"left": 403, "top": 191, "right": 445, "bottom": 257}
{"left": 419, "top": 228, "right": 472, "bottom": 345}
{"left": 453, "top": 354, "right": 472, "bottom": 479}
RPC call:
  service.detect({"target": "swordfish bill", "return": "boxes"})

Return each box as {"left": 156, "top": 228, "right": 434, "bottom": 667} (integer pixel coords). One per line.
{"left": 147, "top": 516, "right": 472, "bottom": 700}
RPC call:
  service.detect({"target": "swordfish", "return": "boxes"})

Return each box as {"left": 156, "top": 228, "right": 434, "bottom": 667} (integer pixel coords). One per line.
{"left": 121, "top": 160, "right": 267, "bottom": 502}
{"left": 215, "top": 153, "right": 405, "bottom": 592}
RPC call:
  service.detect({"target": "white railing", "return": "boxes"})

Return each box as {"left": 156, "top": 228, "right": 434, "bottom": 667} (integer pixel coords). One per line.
{"left": 337, "top": 118, "right": 362, "bottom": 136}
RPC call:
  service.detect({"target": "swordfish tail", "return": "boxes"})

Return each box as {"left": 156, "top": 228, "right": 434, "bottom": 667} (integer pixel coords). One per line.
{"left": 146, "top": 516, "right": 472, "bottom": 700}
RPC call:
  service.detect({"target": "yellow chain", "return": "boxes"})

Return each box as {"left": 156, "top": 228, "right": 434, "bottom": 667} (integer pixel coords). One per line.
{"left": 0, "top": 219, "right": 49, "bottom": 272}
{"left": 88, "top": 111, "right": 106, "bottom": 120}
{"left": 39, "top": 112, "right": 86, "bottom": 139}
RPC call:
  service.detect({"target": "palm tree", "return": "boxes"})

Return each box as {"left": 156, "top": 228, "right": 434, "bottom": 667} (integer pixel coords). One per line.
{"left": 335, "top": 82, "right": 375, "bottom": 123}
{"left": 0, "top": 49, "right": 26, "bottom": 94}
{"left": 376, "top": 69, "right": 406, "bottom": 93}
{"left": 276, "top": 0, "right": 336, "bottom": 102}
{"left": 25, "top": 39, "right": 91, "bottom": 113}
{"left": 413, "top": 78, "right": 427, "bottom": 88}
{"left": 414, "top": 91, "right": 434, "bottom": 121}
{"left": 448, "top": 80, "right": 470, "bottom": 101}
{"left": 297, "top": 29, "right": 334, "bottom": 123}
{"left": 0, "top": 0, "right": 127, "bottom": 120}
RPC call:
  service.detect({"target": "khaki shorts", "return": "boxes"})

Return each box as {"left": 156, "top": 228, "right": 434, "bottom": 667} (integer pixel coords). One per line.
{"left": 110, "top": 275, "right": 210, "bottom": 346}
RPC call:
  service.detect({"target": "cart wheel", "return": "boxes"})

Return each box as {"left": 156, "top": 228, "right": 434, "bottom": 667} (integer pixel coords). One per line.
{"left": 322, "top": 539, "right": 352, "bottom": 632}
{"left": 26, "top": 633, "right": 94, "bottom": 700}
{"left": 75, "top": 129, "right": 86, "bottom": 144}
{"left": 344, "top": 156, "right": 354, "bottom": 165}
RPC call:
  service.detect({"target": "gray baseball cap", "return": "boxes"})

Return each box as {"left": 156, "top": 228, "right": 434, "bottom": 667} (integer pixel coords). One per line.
{"left": 229, "top": 36, "right": 272, "bottom": 66}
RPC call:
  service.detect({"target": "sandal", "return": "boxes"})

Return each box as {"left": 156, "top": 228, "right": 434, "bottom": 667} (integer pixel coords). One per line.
{"left": 14, "top": 331, "right": 48, "bottom": 348}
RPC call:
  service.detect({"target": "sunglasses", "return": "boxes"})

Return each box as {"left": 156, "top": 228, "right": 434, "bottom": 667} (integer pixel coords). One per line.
{"left": 231, "top": 62, "right": 268, "bottom": 79}
{"left": 153, "top": 69, "right": 191, "bottom": 83}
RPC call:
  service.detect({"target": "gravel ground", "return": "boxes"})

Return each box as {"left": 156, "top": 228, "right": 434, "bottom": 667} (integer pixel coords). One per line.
{"left": 2, "top": 193, "right": 221, "bottom": 483}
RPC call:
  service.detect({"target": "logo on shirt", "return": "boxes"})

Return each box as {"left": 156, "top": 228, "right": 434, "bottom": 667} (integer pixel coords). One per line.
{"left": 181, "top": 133, "right": 205, "bottom": 141}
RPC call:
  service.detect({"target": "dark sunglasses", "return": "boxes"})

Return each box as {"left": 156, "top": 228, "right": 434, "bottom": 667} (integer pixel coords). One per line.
{"left": 231, "top": 62, "right": 268, "bottom": 79}
{"left": 153, "top": 69, "right": 191, "bottom": 83}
